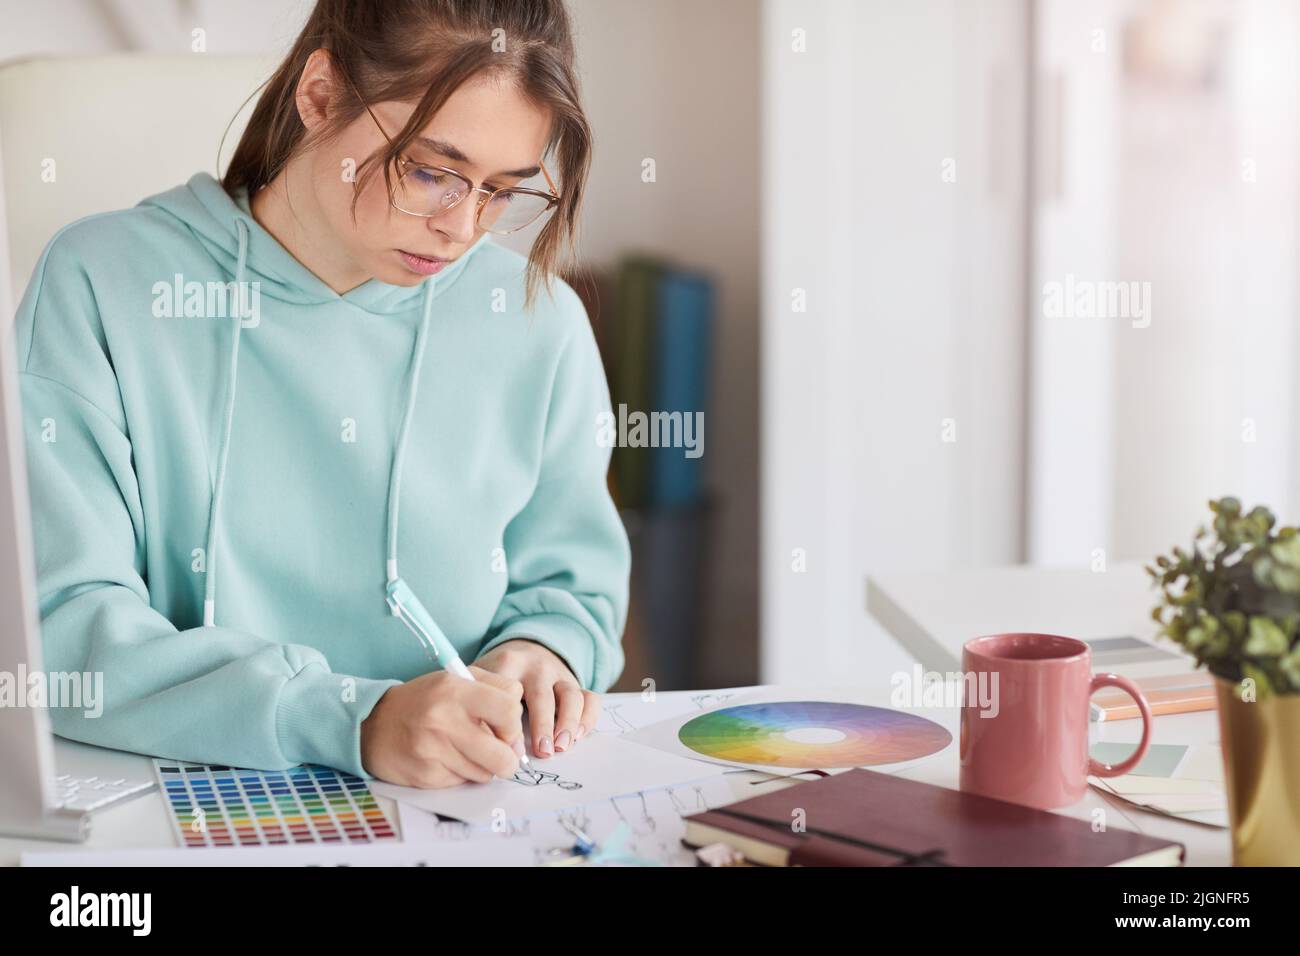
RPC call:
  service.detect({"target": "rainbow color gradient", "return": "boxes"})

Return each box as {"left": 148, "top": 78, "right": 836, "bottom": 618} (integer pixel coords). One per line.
{"left": 677, "top": 701, "right": 951, "bottom": 769}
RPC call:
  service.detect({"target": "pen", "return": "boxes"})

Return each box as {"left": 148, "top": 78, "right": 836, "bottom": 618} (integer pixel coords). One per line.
{"left": 386, "top": 577, "right": 535, "bottom": 777}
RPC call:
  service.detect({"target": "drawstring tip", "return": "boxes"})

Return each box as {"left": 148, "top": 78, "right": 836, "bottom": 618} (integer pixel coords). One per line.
{"left": 202, "top": 599, "right": 215, "bottom": 628}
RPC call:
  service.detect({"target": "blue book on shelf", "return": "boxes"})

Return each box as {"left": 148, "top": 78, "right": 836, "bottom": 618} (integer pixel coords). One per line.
{"left": 650, "top": 269, "right": 713, "bottom": 508}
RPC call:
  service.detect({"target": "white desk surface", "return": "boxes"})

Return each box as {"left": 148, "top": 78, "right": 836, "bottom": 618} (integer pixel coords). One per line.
{"left": 867, "top": 562, "right": 1160, "bottom": 673}
{"left": 4, "top": 681, "right": 1230, "bottom": 866}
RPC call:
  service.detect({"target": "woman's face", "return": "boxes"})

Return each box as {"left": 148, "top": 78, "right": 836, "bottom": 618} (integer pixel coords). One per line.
{"left": 305, "top": 71, "right": 553, "bottom": 287}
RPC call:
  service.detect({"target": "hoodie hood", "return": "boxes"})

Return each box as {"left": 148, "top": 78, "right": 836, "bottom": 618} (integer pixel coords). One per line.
{"left": 138, "top": 172, "right": 497, "bottom": 630}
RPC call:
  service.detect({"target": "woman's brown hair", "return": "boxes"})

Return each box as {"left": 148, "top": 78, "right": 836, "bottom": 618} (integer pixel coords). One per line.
{"left": 222, "top": 0, "right": 591, "bottom": 311}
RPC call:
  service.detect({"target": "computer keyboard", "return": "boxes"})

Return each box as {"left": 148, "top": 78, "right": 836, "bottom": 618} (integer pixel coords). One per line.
{"left": 53, "top": 773, "right": 155, "bottom": 813}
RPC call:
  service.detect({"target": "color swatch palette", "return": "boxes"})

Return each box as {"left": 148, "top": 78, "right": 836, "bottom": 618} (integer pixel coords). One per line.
{"left": 677, "top": 701, "right": 952, "bottom": 769}
{"left": 154, "top": 760, "right": 397, "bottom": 849}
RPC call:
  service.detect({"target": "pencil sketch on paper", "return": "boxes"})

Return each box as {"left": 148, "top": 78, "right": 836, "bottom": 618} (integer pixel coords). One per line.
{"left": 611, "top": 790, "right": 657, "bottom": 834}
{"left": 602, "top": 704, "right": 638, "bottom": 734}
{"left": 691, "top": 692, "right": 738, "bottom": 711}
{"left": 511, "top": 767, "right": 582, "bottom": 790}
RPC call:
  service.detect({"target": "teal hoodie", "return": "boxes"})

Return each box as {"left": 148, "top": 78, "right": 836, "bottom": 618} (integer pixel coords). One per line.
{"left": 13, "top": 172, "right": 629, "bottom": 778}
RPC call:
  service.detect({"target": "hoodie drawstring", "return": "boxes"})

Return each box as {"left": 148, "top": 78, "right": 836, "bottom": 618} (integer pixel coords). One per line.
{"left": 203, "top": 217, "right": 249, "bottom": 627}
{"left": 385, "top": 278, "right": 437, "bottom": 585}
{"left": 203, "top": 214, "right": 439, "bottom": 628}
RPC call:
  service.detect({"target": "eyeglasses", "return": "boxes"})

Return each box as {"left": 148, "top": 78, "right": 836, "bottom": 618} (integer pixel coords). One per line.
{"left": 358, "top": 100, "right": 561, "bottom": 236}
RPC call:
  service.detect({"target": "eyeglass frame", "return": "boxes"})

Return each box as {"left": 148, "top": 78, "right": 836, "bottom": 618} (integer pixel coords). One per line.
{"left": 355, "top": 97, "right": 561, "bottom": 236}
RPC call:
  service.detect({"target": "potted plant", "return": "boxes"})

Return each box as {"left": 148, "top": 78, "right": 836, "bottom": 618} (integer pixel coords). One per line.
{"left": 1148, "top": 497, "right": 1300, "bottom": 866}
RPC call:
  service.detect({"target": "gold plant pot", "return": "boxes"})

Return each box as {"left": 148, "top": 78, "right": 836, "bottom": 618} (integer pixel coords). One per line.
{"left": 1215, "top": 676, "right": 1300, "bottom": 866}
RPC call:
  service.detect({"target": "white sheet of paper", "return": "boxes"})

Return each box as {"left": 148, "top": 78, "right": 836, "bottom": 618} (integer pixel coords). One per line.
{"left": 1124, "top": 793, "right": 1228, "bottom": 813}
{"left": 597, "top": 686, "right": 774, "bottom": 736}
{"left": 1092, "top": 775, "right": 1223, "bottom": 797}
{"left": 21, "top": 838, "right": 533, "bottom": 867}
{"left": 1168, "top": 808, "right": 1230, "bottom": 828}
{"left": 396, "top": 773, "right": 761, "bottom": 866}
{"left": 1092, "top": 779, "right": 1228, "bottom": 822}
{"left": 1173, "top": 742, "right": 1226, "bottom": 784}
{"left": 372, "top": 730, "right": 728, "bottom": 825}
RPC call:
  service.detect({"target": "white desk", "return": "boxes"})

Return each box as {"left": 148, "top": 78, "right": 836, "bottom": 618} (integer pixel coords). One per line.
{"left": 0, "top": 738, "right": 409, "bottom": 866}
{"left": 868, "top": 564, "right": 1232, "bottom": 866}
{"left": 867, "top": 563, "right": 1162, "bottom": 673}
{"left": 5, "top": 678, "right": 1231, "bottom": 866}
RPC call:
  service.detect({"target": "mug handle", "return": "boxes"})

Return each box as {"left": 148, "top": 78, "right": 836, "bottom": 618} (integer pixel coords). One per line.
{"left": 1086, "top": 673, "right": 1153, "bottom": 778}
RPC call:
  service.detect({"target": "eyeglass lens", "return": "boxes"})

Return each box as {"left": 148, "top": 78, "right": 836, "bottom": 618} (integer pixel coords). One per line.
{"left": 395, "top": 166, "right": 552, "bottom": 233}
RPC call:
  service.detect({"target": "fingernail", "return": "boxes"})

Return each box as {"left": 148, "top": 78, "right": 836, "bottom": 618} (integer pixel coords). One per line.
{"left": 575, "top": 724, "right": 586, "bottom": 741}
{"left": 555, "top": 730, "right": 572, "bottom": 752}
{"left": 512, "top": 737, "right": 525, "bottom": 756}
{"left": 538, "top": 736, "right": 553, "bottom": 756}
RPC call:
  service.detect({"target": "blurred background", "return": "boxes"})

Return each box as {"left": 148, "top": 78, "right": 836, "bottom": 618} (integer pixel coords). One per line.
{"left": 1, "top": 0, "right": 1297, "bottom": 692}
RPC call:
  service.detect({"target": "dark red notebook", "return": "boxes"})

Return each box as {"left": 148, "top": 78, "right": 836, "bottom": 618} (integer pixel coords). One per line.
{"left": 683, "top": 769, "right": 1184, "bottom": 867}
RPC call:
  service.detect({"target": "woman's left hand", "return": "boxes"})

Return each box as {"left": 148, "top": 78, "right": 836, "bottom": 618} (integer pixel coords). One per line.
{"left": 473, "top": 639, "right": 600, "bottom": 758}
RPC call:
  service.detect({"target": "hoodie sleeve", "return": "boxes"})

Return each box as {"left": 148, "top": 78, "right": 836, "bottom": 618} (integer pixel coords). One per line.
{"left": 14, "top": 230, "right": 400, "bottom": 778}
{"left": 476, "top": 306, "right": 631, "bottom": 691}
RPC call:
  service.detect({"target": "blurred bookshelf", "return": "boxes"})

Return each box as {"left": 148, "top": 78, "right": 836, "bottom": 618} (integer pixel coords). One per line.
{"left": 572, "top": 256, "right": 722, "bottom": 692}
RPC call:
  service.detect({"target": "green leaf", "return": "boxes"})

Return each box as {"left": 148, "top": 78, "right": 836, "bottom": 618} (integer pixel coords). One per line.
{"left": 1245, "top": 616, "right": 1288, "bottom": 657}
{"left": 1254, "top": 556, "right": 1276, "bottom": 587}
{"left": 1272, "top": 536, "right": 1300, "bottom": 569}
{"left": 1280, "top": 645, "right": 1300, "bottom": 693}
{"left": 1272, "top": 566, "right": 1300, "bottom": 595}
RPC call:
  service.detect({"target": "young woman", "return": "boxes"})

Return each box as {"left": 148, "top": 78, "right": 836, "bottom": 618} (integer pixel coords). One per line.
{"left": 13, "top": 0, "right": 629, "bottom": 789}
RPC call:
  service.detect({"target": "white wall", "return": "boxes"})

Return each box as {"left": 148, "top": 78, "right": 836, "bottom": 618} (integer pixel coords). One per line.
{"left": 761, "top": 0, "right": 1030, "bottom": 684}
{"left": 0, "top": 0, "right": 312, "bottom": 59}
{"left": 1025, "top": 0, "right": 1123, "bottom": 565}
{"left": 1031, "top": 0, "right": 1300, "bottom": 563}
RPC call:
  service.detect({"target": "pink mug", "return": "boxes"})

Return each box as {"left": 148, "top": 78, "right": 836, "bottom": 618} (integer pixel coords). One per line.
{"left": 959, "top": 633, "right": 1153, "bottom": 809}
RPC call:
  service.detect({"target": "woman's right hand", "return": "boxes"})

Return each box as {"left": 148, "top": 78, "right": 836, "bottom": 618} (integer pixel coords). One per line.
{"left": 360, "top": 666, "right": 526, "bottom": 789}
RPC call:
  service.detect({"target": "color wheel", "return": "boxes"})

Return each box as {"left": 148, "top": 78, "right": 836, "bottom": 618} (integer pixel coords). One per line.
{"left": 677, "top": 701, "right": 952, "bottom": 769}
